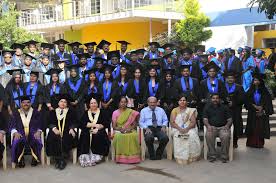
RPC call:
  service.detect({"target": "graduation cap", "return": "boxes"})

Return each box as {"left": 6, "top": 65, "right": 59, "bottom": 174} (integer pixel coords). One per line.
{"left": 85, "top": 93, "right": 102, "bottom": 104}
{"left": 117, "top": 40, "right": 131, "bottom": 45}
{"left": 107, "top": 50, "right": 120, "bottom": 60}
{"left": 83, "top": 68, "right": 98, "bottom": 75}
{"left": 14, "top": 95, "right": 32, "bottom": 102}
{"left": 161, "top": 43, "right": 175, "bottom": 49}
{"left": 6, "top": 68, "right": 25, "bottom": 75}
{"left": 162, "top": 52, "right": 174, "bottom": 59}
{"left": 10, "top": 43, "right": 25, "bottom": 50}
{"left": 97, "top": 40, "right": 111, "bottom": 49}
{"left": 180, "top": 64, "right": 192, "bottom": 71}
{"left": 24, "top": 53, "right": 36, "bottom": 60}
{"left": 84, "top": 42, "right": 97, "bottom": 47}
{"left": 270, "top": 47, "right": 275, "bottom": 50}
{"left": 129, "top": 50, "right": 137, "bottom": 55}
{"left": 136, "top": 48, "right": 146, "bottom": 54}
{"left": 119, "top": 61, "right": 131, "bottom": 69}
{"left": 244, "top": 46, "right": 252, "bottom": 52}
{"left": 66, "top": 64, "right": 81, "bottom": 70}
{"left": 68, "top": 42, "right": 82, "bottom": 48}
{"left": 149, "top": 57, "right": 162, "bottom": 62}
{"left": 217, "top": 49, "right": 224, "bottom": 54}
{"left": 198, "top": 54, "right": 209, "bottom": 61}
{"left": 252, "top": 72, "right": 266, "bottom": 80}
{"left": 103, "top": 63, "right": 116, "bottom": 72}
{"left": 30, "top": 67, "right": 42, "bottom": 76}
{"left": 2, "top": 50, "right": 16, "bottom": 56}
{"left": 54, "top": 58, "right": 69, "bottom": 63}
{"left": 56, "top": 94, "right": 74, "bottom": 103}
{"left": 41, "top": 43, "right": 54, "bottom": 49}
{"left": 256, "top": 49, "right": 264, "bottom": 55}
{"left": 148, "top": 42, "right": 160, "bottom": 48}
{"left": 76, "top": 53, "right": 90, "bottom": 60}
{"left": 237, "top": 47, "right": 243, "bottom": 53}
{"left": 52, "top": 39, "right": 69, "bottom": 45}
{"left": 162, "top": 68, "right": 175, "bottom": 75}
{"left": 223, "top": 70, "right": 238, "bottom": 77}
{"left": 93, "top": 57, "right": 107, "bottom": 64}
{"left": 206, "top": 47, "right": 216, "bottom": 54}
{"left": 23, "top": 40, "right": 39, "bottom": 47}
{"left": 147, "top": 64, "right": 160, "bottom": 71}
{"left": 194, "top": 45, "right": 205, "bottom": 52}
{"left": 45, "top": 68, "right": 62, "bottom": 75}
{"left": 202, "top": 62, "right": 220, "bottom": 72}
{"left": 181, "top": 47, "right": 193, "bottom": 55}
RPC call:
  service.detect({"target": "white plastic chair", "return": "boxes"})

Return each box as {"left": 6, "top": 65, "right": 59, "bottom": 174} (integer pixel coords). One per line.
{"left": 11, "top": 132, "right": 45, "bottom": 169}
{"left": 203, "top": 125, "right": 234, "bottom": 161}
{"left": 46, "top": 128, "right": 80, "bottom": 165}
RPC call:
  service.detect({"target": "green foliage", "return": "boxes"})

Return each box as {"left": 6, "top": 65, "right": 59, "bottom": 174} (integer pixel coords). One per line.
{"left": 248, "top": 0, "right": 276, "bottom": 20}
{"left": 173, "top": 0, "right": 212, "bottom": 48}
{"left": 0, "top": 1, "right": 44, "bottom": 49}
{"left": 265, "top": 69, "right": 276, "bottom": 88}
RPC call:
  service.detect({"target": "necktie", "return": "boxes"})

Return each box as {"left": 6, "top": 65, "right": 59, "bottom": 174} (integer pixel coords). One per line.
{"left": 60, "top": 109, "right": 63, "bottom": 115}
{"left": 185, "top": 78, "right": 190, "bottom": 90}
{"left": 152, "top": 109, "right": 157, "bottom": 128}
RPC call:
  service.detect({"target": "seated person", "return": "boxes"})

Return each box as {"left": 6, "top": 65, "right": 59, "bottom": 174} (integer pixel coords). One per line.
{"left": 203, "top": 93, "right": 232, "bottom": 163}
{"left": 170, "top": 95, "right": 201, "bottom": 164}
{"left": 112, "top": 96, "right": 140, "bottom": 164}
{"left": 139, "top": 96, "right": 169, "bottom": 160}
{"left": 10, "top": 95, "right": 43, "bottom": 168}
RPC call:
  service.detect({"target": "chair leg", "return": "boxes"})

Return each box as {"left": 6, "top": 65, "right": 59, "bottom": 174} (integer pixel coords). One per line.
{"left": 40, "top": 132, "right": 45, "bottom": 166}
{"left": 166, "top": 128, "right": 173, "bottom": 160}
{"left": 72, "top": 148, "right": 77, "bottom": 164}
{"left": 3, "top": 135, "right": 7, "bottom": 170}
{"left": 12, "top": 163, "right": 16, "bottom": 169}
{"left": 229, "top": 126, "right": 234, "bottom": 161}
{"left": 111, "top": 140, "right": 115, "bottom": 161}
{"left": 203, "top": 126, "right": 208, "bottom": 160}
{"left": 46, "top": 157, "right": 50, "bottom": 166}
{"left": 140, "top": 129, "right": 146, "bottom": 161}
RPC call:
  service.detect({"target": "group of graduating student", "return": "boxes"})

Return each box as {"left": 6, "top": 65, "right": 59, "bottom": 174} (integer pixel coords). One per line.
{"left": 0, "top": 38, "right": 275, "bottom": 169}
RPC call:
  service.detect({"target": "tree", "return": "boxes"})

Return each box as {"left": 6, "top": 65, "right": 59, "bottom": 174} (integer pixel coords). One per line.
{"left": 173, "top": 0, "right": 212, "bottom": 48}
{"left": 0, "top": 1, "right": 44, "bottom": 49}
{"left": 248, "top": 0, "right": 276, "bottom": 20}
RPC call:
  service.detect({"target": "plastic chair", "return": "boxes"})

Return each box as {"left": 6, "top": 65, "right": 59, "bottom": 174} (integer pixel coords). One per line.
{"left": 203, "top": 125, "right": 234, "bottom": 161}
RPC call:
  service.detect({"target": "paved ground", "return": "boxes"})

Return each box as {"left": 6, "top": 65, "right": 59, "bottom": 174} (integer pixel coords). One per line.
{"left": 1, "top": 137, "right": 276, "bottom": 183}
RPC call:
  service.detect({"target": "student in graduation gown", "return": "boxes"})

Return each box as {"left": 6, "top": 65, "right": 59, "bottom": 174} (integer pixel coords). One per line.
{"left": 241, "top": 47, "right": 255, "bottom": 92}
{"left": 224, "top": 71, "right": 245, "bottom": 148}
{"left": 159, "top": 69, "right": 177, "bottom": 118}
{"left": 0, "top": 109, "right": 6, "bottom": 162}
{"left": 39, "top": 55, "right": 53, "bottom": 85}
{"left": 245, "top": 72, "right": 274, "bottom": 148}
{"left": 78, "top": 94, "right": 110, "bottom": 165}
{"left": 144, "top": 65, "right": 162, "bottom": 104}
{"left": 23, "top": 68, "right": 44, "bottom": 111}
{"left": 198, "top": 54, "right": 209, "bottom": 82}
{"left": 224, "top": 49, "right": 242, "bottom": 84}
{"left": 117, "top": 40, "right": 131, "bottom": 63}
{"left": 54, "top": 58, "right": 68, "bottom": 84}
{"left": 53, "top": 39, "right": 71, "bottom": 65}
{"left": 144, "top": 42, "right": 161, "bottom": 60}
{"left": 107, "top": 50, "right": 121, "bottom": 80}
{"left": 64, "top": 64, "right": 86, "bottom": 124}
{"left": 97, "top": 40, "right": 111, "bottom": 60}
{"left": 77, "top": 53, "right": 90, "bottom": 81}
{"left": 0, "top": 50, "right": 16, "bottom": 88}
{"left": 22, "top": 53, "right": 36, "bottom": 83}
{"left": 127, "top": 67, "right": 147, "bottom": 111}
{"left": 162, "top": 52, "right": 178, "bottom": 71}
{"left": 84, "top": 68, "right": 101, "bottom": 109}
{"left": 115, "top": 62, "right": 131, "bottom": 99}
{"left": 84, "top": 42, "right": 97, "bottom": 69}
{"left": 5, "top": 69, "right": 25, "bottom": 116}
{"left": 174, "top": 65, "right": 200, "bottom": 108}
{"left": 23, "top": 40, "right": 39, "bottom": 64}
{"left": 136, "top": 48, "right": 146, "bottom": 64}
{"left": 99, "top": 64, "right": 118, "bottom": 122}
{"left": 68, "top": 42, "right": 82, "bottom": 65}
{"left": 44, "top": 68, "right": 67, "bottom": 110}
{"left": 94, "top": 57, "right": 106, "bottom": 83}
{"left": 254, "top": 49, "right": 267, "bottom": 74}
{"left": 10, "top": 95, "right": 43, "bottom": 167}
{"left": 46, "top": 94, "right": 78, "bottom": 170}
{"left": 11, "top": 43, "right": 25, "bottom": 67}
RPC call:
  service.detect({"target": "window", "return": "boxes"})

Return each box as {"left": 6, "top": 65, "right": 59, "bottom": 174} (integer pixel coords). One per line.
{"left": 254, "top": 24, "right": 269, "bottom": 31}
{"left": 264, "top": 38, "right": 276, "bottom": 48}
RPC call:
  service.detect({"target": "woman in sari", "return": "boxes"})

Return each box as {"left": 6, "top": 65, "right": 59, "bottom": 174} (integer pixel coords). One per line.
{"left": 112, "top": 96, "right": 140, "bottom": 164}
{"left": 170, "top": 95, "right": 201, "bottom": 165}
{"left": 78, "top": 94, "right": 110, "bottom": 167}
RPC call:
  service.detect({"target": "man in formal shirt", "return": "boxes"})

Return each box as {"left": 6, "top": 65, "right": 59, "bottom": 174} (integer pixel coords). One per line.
{"left": 0, "top": 50, "right": 16, "bottom": 88}
{"left": 139, "top": 96, "right": 169, "bottom": 160}
{"left": 203, "top": 94, "right": 232, "bottom": 163}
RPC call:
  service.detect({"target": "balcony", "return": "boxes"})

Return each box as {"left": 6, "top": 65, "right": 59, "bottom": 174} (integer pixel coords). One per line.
{"left": 18, "top": 0, "right": 184, "bottom": 32}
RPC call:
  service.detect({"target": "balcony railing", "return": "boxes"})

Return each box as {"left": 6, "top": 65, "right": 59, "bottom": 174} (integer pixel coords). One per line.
{"left": 18, "top": 0, "right": 184, "bottom": 27}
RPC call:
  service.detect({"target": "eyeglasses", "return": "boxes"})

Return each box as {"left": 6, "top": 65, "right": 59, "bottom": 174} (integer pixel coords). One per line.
{"left": 4, "top": 56, "right": 12, "bottom": 59}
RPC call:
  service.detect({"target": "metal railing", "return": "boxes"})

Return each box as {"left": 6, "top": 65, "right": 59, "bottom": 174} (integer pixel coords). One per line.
{"left": 18, "top": 0, "right": 184, "bottom": 27}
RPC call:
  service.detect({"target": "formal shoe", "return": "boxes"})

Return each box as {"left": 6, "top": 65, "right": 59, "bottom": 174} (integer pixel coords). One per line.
{"left": 59, "top": 160, "right": 67, "bottom": 170}
{"left": 149, "top": 156, "right": 156, "bottom": 160}
{"left": 55, "top": 160, "right": 60, "bottom": 169}
{"left": 31, "top": 158, "right": 38, "bottom": 167}
{"left": 18, "top": 159, "right": 25, "bottom": 168}
{"left": 155, "top": 155, "right": 162, "bottom": 160}
{"left": 208, "top": 158, "right": 216, "bottom": 163}
{"left": 221, "top": 158, "right": 228, "bottom": 163}
{"left": 233, "top": 144, "right": 238, "bottom": 148}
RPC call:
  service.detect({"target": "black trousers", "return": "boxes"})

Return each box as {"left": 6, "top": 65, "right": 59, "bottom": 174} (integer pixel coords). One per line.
{"left": 144, "top": 126, "right": 169, "bottom": 158}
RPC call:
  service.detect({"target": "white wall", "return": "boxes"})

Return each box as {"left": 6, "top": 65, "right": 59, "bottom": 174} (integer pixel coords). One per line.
{"left": 199, "top": 0, "right": 253, "bottom": 13}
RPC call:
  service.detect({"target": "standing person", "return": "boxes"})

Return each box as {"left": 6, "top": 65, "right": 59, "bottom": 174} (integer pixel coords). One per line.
{"left": 127, "top": 67, "right": 146, "bottom": 111}
{"left": 68, "top": 42, "right": 82, "bottom": 65}
{"left": 23, "top": 40, "right": 39, "bottom": 66}
{"left": 54, "top": 58, "right": 68, "bottom": 84}
{"left": 64, "top": 64, "right": 86, "bottom": 124}
{"left": 267, "top": 47, "right": 276, "bottom": 72}
{"left": 46, "top": 94, "right": 78, "bottom": 170}
{"left": 224, "top": 71, "right": 245, "bottom": 148}
{"left": 112, "top": 96, "right": 140, "bottom": 164}
{"left": 170, "top": 95, "right": 201, "bottom": 164}
{"left": 117, "top": 40, "right": 131, "bottom": 63}
{"left": 38, "top": 55, "right": 53, "bottom": 85}
{"left": 93, "top": 57, "right": 106, "bottom": 83}
{"left": 53, "top": 39, "right": 71, "bottom": 65}
{"left": 245, "top": 72, "right": 274, "bottom": 148}
{"left": 241, "top": 47, "right": 255, "bottom": 92}
{"left": 0, "top": 50, "right": 16, "bottom": 88}
{"left": 144, "top": 42, "right": 160, "bottom": 60}
{"left": 84, "top": 42, "right": 97, "bottom": 69}
{"left": 10, "top": 95, "right": 43, "bottom": 167}
{"left": 107, "top": 50, "right": 121, "bottom": 80}
{"left": 22, "top": 53, "right": 37, "bottom": 83}
{"left": 10, "top": 43, "right": 25, "bottom": 67}
{"left": 139, "top": 96, "right": 169, "bottom": 160}
{"left": 115, "top": 62, "right": 131, "bottom": 98}
{"left": 254, "top": 49, "right": 266, "bottom": 74}
{"left": 198, "top": 54, "right": 209, "bottom": 81}
{"left": 136, "top": 48, "right": 146, "bottom": 64}
{"left": 97, "top": 40, "right": 111, "bottom": 60}
{"left": 203, "top": 94, "right": 232, "bottom": 163}
{"left": 78, "top": 94, "right": 110, "bottom": 166}
{"left": 224, "top": 49, "right": 243, "bottom": 84}
{"left": 77, "top": 53, "right": 90, "bottom": 80}
{"left": 162, "top": 52, "right": 177, "bottom": 70}
{"left": 144, "top": 66, "right": 162, "bottom": 104}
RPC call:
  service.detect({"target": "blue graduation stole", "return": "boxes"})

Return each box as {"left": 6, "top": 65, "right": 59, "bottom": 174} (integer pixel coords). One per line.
{"left": 120, "top": 54, "right": 130, "bottom": 63}
{"left": 118, "top": 81, "right": 128, "bottom": 95}
{"left": 149, "top": 52, "right": 157, "bottom": 59}
{"left": 163, "top": 59, "right": 173, "bottom": 69}
{"left": 103, "top": 81, "right": 112, "bottom": 102}
{"left": 95, "top": 71, "right": 104, "bottom": 82}
{"left": 26, "top": 82, "right": 38, "bottom": 104}
{"left": 12, "top": 87, "right": 23, "bottom": 108}
{"left": 225, "top": 83, "right": 236, "bottom": 94}
{"left": 181, "top": 77, "right": 193, "bottom": 91}
{"left": 148, "top": 80, "right": 159, "bottom": 96}
{"left": 228, "top": 56, "right": 235, "bottom": 70}
{"left": 71, "top": 53, "right": 79, "bottom": 65}
{"left": 112, "top": 65, "right": 120, "bottom": 79}
{"left": 207, "top": 78, "right": 218, "bottom": 94}
{"left": 50, "top": 84, "right": 60, "bottom": 96}
{"left": 180, "top": 60, "right": 193, "bottom": 72}
{"left": 134, "top": 80, "right": 140, "bottom": 94}
{"left": 199, "top": 63, "right": 207, "bottom": 79}
{"left": 254, "top": 90, "right": 261, "bottom": 105}
{"left": 40, "top": 65, "right": 51, "bottom": 84}
{"left": 57, "top": 51, "right": 64, "bottom": 59}
{"left": 88, "top": 85, "right": 98, "bottom": 95}
{"left": 59, "top": 71, "right": 66, "bottom": 84}
{"left": 68, "top": 78, "right": 82, "bottom": 93}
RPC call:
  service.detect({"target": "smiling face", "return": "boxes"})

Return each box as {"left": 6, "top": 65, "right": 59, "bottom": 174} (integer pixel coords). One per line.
{"left": 58, "top": 99, "right": 68, "bottom": 109}
{"left": 21, "top": 100, "right": 31, "bottom": 111}
{"left": 89, "top": 98, "right": 98, "bottom": 110}
{"left": 178, "top": 96, "right": 187, "bottom": 108}
{"left": 4, "top": 53, "right": 12, "bottom": 64}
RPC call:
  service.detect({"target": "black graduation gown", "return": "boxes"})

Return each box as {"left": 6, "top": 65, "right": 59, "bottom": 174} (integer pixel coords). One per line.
{"left": 78, "top": 110, "right": 110, "bottom": 156}
{"left": 199, "top": 78, "right": 227, "bottom": 103}
{"left": 44, "top": 83, "right": 67, "bottom": 109}
{"left": 160, "top": 81, "right": 177, "bottom": 118}
{"left": 174, "top": 77, "right": 200, "bottom": 108}
{"left": 53, "top": 52, "right": 71, "bottom": 65}
{"left": 224, "top": 84, "right": 245, "bottom": 139}
{"left": 46, "top": 109, "right": 78, "bottom": 157}
{"left": 245, "top": 87, "right": 274, "bottom": 140}
{"left": 64, "top": 78, "right": 86, "bottom": 124}
{"left": 190, "top": 61, "right": 201, "bottom": 81}
{"left": 23, "top": 81, "right": 44, "bottom": 109}
{"left": 114, "top": 78, "right": 131, "bottom": 98}
{"left": 224, "top": 56, "right": 243, "bottom": 84}
{"left": 144, "top": 79, "right": 162, "bottom": 102}
{"left": 127, "top": 78, "right": 147, "bottom": 109}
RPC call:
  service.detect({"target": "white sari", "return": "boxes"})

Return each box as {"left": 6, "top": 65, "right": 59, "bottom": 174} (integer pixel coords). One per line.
{"left": 171, "top": 107, "right": 201, "bottom": 162}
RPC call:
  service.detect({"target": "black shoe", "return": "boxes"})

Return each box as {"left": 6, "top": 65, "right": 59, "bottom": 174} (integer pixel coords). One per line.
{"left": 208, "top": 157, "right": 216, "bottom": 163}
{"left": 31, "top": 158, "right": 38, "bottom": 167}
{"left": 155, "top": 155, "right": 162, "bottom": 160}
{"left": 221, "top": 158, "right": 228, "bottom": 163}
{"left": 149, "top": 156, "right": 156, "bottom": 160}
{"left": 233, "top": 144, "right": 238, "bottom": 148}
{"left": 55, "top": 159, "right": 60, "bottom": 169}
{"left": 18, "top": 158, "right": 25, "bottom": 168}
{"left": 59, "top": 160, "right": 67, "bottom": 170}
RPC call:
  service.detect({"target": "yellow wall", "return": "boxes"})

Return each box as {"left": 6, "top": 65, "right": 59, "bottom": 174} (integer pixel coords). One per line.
{"left": 65, "top": 20, "right": 167, "bottom": 50}
{"left": 63, "top": 0, "right": 73, "bottom": 20}
{"left": 254, "top": 30, "right": 276, "bottom": 55}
